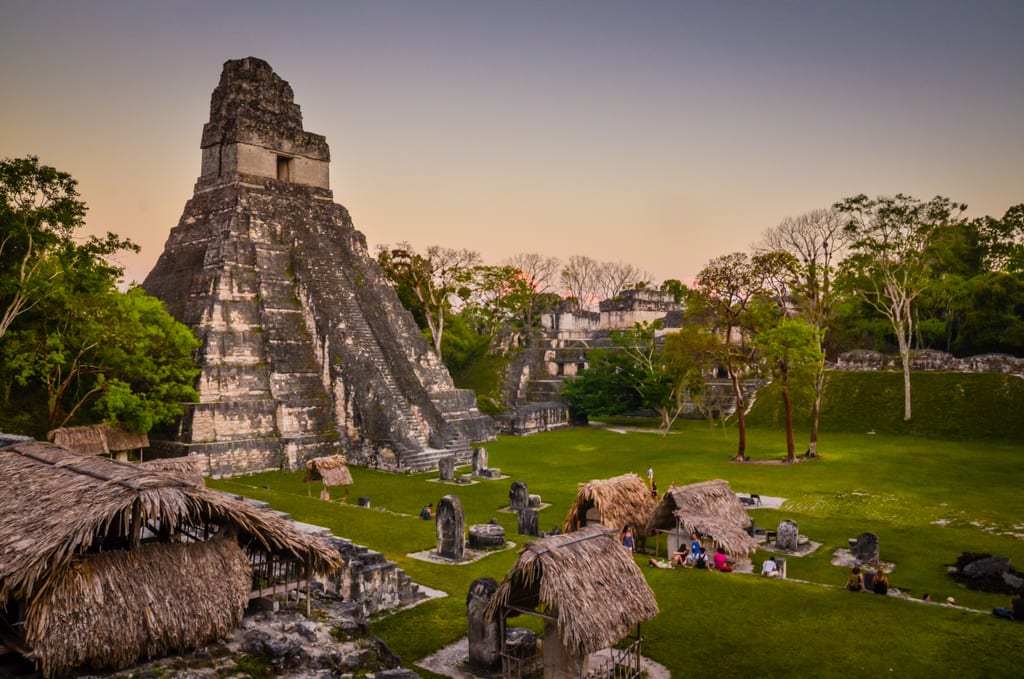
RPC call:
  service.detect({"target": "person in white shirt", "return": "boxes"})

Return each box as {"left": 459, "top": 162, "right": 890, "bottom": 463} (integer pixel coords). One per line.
{"left": 761, "top": 557, "right": 780, "bottom": 577}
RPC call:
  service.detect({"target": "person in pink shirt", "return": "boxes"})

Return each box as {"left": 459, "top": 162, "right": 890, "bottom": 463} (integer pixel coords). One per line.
{"left": 713, "top": 547, "right": 733, "bottom": 572}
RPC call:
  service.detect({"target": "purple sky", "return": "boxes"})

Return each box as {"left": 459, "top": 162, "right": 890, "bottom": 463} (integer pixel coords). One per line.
{"left": 2, "top": 1, "right": 1022, "bottom": 285}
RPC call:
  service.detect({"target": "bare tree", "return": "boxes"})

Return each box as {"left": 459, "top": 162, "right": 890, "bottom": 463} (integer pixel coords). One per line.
{"left": 504, "top": 253, "right": 563, "bottom": 329}
{"left": 595, "top": 260, "right": 652, "bottom": 301}
{"left": 758, "top": 207, "right": 851, "bottom": 456}
{"left": 560, "top": 255, "right": 601, "bottom": 310}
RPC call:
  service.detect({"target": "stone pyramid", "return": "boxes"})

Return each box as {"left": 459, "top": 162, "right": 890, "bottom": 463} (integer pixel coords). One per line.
{"left": 143, "top": 57, "right": 492, "bottom": 476}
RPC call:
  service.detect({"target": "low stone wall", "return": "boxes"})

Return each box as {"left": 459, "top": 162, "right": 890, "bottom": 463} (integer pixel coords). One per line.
{"left": 836, "top": 349, "right": 1024, "bottom": 375}
{"left": 235, "top": 495, "right": 421, "bottom": 617}
{"left": 498, "top": 402, "right": 571, "bottom": 435}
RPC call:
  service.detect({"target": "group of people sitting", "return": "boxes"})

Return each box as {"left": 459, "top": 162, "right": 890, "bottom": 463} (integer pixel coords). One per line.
{"left": 647, "top": 533, "right": 737, "bottom": 571}
{"left": 845, "top": 565, "right": 891, "bottom": 594}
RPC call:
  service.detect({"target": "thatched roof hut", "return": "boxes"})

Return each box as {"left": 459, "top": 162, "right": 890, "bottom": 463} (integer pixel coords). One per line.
{"left": 645, "top": 479, "right": 758, "bottom": 558}
{"left": 48, "top": 423, "right": 149, "bottom": 456}
{"left": 562, "top": 473, "right": 655, "bottom": 534}
{"left": 139, "top": 456, "right": 205, "bottom": 485}
{"left": 0, "top": 439, "right": 341, "bottom": 677}
{"left": 304, "top": 454, "right": 353, "bottom": 487}
{"left": 486, "top": 526, "right": 659, "bottom": 675}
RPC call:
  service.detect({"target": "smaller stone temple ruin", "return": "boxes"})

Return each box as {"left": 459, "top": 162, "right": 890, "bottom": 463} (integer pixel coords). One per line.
{"left": 143, "top": 57, "right": 492, "bottom": 476}
{"left": 500, "top": 289, "right": 686, "bottom": 433}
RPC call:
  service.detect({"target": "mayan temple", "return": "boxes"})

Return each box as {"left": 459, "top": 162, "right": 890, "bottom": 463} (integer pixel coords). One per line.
{"left": 143, "top": 57, "right": 492, "bottom": 476}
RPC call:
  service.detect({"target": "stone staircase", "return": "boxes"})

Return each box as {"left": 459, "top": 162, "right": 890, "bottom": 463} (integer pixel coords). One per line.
{"left": 288, "top": 222, "right": 474, "bottom": 470}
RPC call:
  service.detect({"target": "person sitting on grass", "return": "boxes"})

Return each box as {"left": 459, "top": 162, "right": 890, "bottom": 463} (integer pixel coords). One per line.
{"left": 993, "top": 592, "right": 1024, "bottom": 621}
{"left": 761, "top": 556, "right": 780, "bottom": 577}
{"left": 713, "top": 547, "right": 733, "bottom": 572}
{"left": 648, "top": 558, "right": 673, "bottom": 569}
{"left": 695, "top": 547, "right": 709, "bottom": 570}
{"left": 420, "top": 503, "right": 434, "bottom": 520}
{"left": 686, "top": 532, "right": 702, "bottom": 566}
{"left": 670, "top": 542, "right": 689, "bottom": 568}
{"left": 872, "top": 568, "right": 890, "bottom": 595}
{"left": 846, "top": 566, "right": 865, "bottom": 592}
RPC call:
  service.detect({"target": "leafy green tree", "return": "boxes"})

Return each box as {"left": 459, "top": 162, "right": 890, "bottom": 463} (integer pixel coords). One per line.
{"left": 759, "top": 207, "right": 851, "bottom": 456}
{"left": 376, "top": 243, "right": 481, "bottom": 360}
{"left": 836, "top": 194, "right": 967, "bottom": 420}
{"left": 661, "top": 321, "right": 720, "bottom": 425}
{"left": 0, "top": 157, "right": 199, "bottom": 436}
{"left": 753, "top": 318, "right": 823, "bottom": 461}
{"left": 1, "top": 156, "right": 108, "bottom": 340}
{"left": 953, "top": 272, "right": 1024, "bottom": 356}
{"left": 659, "top": 278, "right": 690, "bottom": 303}
{"left": 694, "top": 252, "right": 786, "bottom": 460}
{"left": 561, "top": 347, "right": 645, "bottom": 418}
{"left": 975, "top": 204, "right": 1024, "bottom": 274}
{"left": 4, "top": 275, "right": 199, "bottom": 433}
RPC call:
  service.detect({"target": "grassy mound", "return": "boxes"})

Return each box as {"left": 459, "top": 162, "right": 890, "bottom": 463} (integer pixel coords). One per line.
{"left": 747, "top": 371, "right": 1024, "bottom": 440}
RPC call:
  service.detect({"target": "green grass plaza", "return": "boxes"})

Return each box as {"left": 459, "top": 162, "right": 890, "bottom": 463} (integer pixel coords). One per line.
{"left": 207, "top": 379, "right": 1024, "bottom": 678}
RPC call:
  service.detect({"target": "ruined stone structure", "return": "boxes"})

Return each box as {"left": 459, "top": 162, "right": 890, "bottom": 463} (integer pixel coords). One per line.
{"left": 143, "top": 58, "right": 492, "bottom": 475}
{"left": 499, "top": 290, "right": 685, "bottom": 434}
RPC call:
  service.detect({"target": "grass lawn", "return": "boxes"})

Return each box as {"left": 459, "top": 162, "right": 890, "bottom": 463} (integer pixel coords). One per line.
{"left": 208, "top": 421, "right": 1024, "bottom": 678}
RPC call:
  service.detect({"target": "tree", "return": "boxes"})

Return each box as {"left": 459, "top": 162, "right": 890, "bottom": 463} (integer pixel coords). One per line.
{"left": 1, "top": 156, "right": 88, "bottom": 340}
{"left": 595, "top": 260, "right": 651, "bottom": 301}
{"left": 503, "top": 253, "right": 563, "bottom": 330}
{"left": 376, "top": 243, "right": 481, "bottom": 360}
{"left": 975, "top": 204, "right": 1024, "bottom": 274}
{"left": 5, "top": 284, "right": 199, "bottom": 433}
{"left": 661, "top": 321, "right": 720, "bottom": 425}
{"left": 694, "top": 252, "right": 785, "bottom": 460}
{"left": 759, "top": 207, "right": 851, "bottom": 456}
{"left": 836, "top": 194, "right": 967, "bottom": 420}
{"left": 560, "top": 255, "right": 600, "bottom": 310}
{"left": 659, "top": 278, "right": 690, "bottom": 303}
{"left": 753, "top": 318, "right": 823, "bottom": 461}
{"left": 561, "top": 347, "right": 644, "bottom": 417}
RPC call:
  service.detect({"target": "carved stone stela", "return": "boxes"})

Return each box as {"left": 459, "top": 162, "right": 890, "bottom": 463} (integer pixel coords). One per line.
{"left": 144, "top": 58, "right": 492, "bottom": 476}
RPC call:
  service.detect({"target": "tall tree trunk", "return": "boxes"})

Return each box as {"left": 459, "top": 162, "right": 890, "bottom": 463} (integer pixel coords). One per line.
{"left": 896, "top": 303, "right": 913, "bottom": 421}
{"left": 782, "top": 379, "right": 795, "bottom": 462}
{"left": 730, "top": 367, "right": 746, "bottom": 461}
{"left": 807, "top": 365, "right": 824, "bottom": 457}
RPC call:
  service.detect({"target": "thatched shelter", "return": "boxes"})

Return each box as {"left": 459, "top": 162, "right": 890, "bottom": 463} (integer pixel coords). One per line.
{"left": 562, "top": 473, "right": 655, "bottom": 534}
{"left": 486, "top": 526, "right": 659, "bottom": 678}
{"left": 644, "top": 479, "right": 758, "bottom": 558}
{"left": 0, "top": 439, "right": 341, "bottom": 678}
{"left": 140, "top": 456, "right": 205, "bottom": 485}
{"left": 48, "top": 423, "right": 149, "bottom": 459}
{"left": 304, "top": 454, "right": 354, "bottom": 487}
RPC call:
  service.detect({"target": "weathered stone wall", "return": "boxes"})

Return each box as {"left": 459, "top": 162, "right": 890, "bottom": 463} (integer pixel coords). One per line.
{"left": 836, "top": 349, "right": 1024, "bottom": 375}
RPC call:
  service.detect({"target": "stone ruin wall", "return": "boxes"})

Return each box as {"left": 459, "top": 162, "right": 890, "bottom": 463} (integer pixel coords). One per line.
{"left": 835, "top": 349, "right": 1024, "bottom": 376}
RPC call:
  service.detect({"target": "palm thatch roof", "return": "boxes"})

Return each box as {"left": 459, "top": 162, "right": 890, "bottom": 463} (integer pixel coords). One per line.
{"left": 48, "top": 423, "right": 149, "bottom": 455}
{"left": 0, "top": 439, "right": 341, "bottom": 616}
{"left": 102, "top": 424, "right": 150, "bottom": 451}
{"left": 140, "top": 456, "right": 205, "bottom": 485}
{"left": 644, "top": 479, "right": 758, "bottom": 558}
{"left": 486, "top": 525, "right": 659, "bottom": 657}
{"left": 304, "top": 454, "right": 353, "bottom": 487}
{"left": 562, "top": 473, "right": 655, "bottom": 533}
{"left": 25, "top": 537, "right": 250, "bottom": 678}
{"left": 48, "top": 425, "right": 107, "bottom": 455}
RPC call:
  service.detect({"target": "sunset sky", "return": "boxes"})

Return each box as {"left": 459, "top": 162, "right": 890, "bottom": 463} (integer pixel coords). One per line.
{"left": 2, "top": 1, "right": 1022, "bottom": 286}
